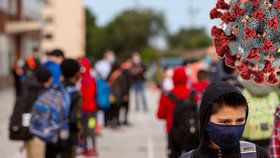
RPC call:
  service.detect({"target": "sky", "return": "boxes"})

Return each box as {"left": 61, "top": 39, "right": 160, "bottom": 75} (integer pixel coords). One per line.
{"left": 84, "top": 0, "right": 217, "bottom": 34}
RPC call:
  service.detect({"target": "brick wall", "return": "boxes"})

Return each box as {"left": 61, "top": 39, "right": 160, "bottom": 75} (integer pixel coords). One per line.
{"left": 0, "top": 10, "right": 6, "bottom": 32}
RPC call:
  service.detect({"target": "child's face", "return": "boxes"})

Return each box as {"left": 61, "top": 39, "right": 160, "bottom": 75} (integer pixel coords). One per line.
{"left": 51, "top": 56, "right": 64, "bottom": 64}
{"left": 210, "top": 105, "right": 246, "bottom": 126}
{"left": 207, "top": 105, "right": 247, "bottom": 150}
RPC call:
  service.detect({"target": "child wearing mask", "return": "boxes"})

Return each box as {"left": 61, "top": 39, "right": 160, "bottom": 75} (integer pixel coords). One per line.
{"left": 79, "top": 57, "right": 98, "bottom": 156}
{"left": 180, "top": 81, "right": 269, "bottom": 158}
{"left": 45, "top": 59, "right": 82, "bottom": 158}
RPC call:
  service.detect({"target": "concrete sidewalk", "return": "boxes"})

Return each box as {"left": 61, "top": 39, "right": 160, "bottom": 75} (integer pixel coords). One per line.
{"left": 0, "top": 88, "right": 22, "bottom": 158}
{"left": 96, "top": 88, "right": 167, "bottom": 158}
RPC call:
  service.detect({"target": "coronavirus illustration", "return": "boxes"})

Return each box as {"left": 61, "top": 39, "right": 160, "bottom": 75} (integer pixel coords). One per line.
{"left": 210, "top": 0, "right": 280, "bottom": 84}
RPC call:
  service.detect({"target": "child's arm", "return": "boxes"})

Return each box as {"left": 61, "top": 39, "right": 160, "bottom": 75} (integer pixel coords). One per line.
{"left": 69, "top": 92, "right": 82, "bottom": 126}
{"left": 157, "top": 95, "right": 168, "bottom": 119}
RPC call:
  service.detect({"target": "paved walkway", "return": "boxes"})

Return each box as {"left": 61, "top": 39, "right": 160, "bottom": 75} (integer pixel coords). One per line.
{"left": 96, "top": 88, "right": 166, "bottom": 158}
{"left": 0, "top": 87, "right": 167, "bottom": 158}
{"left": 0, "top": 88, "right": 22, "bottom": 158}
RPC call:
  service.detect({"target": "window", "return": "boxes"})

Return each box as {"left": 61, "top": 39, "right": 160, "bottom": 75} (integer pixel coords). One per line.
{"left": 43, "top": 0, "right": 52, "bottom": 6}
{"left": 22, "top": 0, "right": 42, "bottom": 20}
{"left": 0, "top": 0, "right": 8, "bottom": 12}
{"left": 0, "top": 35, "right": 9, "bottom": 77}
{"left": 8, "top": 0, "right": 17, "bottom": 15}
{"left": 45, "top": 16, "right": 53, "bottom": 23}
{"left": 45, "top": 33, "right": 53, "bottom": 40}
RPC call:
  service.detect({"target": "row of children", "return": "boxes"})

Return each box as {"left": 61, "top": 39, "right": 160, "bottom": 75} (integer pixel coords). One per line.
{"left": 9, "top": 49, "right": 99, "bottom": 158}
{"left": 9, "top": 48, "right": 148, "bottom": 158}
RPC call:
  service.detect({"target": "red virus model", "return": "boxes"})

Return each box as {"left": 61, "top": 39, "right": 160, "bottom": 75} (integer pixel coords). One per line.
{"left": 210, "top": 0, "right": 280, "bottom": 85}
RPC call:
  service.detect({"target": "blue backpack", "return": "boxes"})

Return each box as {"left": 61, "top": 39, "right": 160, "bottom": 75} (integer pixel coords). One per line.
{"left": 96, "top": 78, "right": 111, "bottom": 109}
{"left": 29, "top": 84, "right": 77, "bottom": 143}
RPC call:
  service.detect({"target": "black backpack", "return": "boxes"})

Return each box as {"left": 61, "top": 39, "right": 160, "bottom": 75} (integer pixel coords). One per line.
{"left": 9, "top": 74, "right": 41, "bottom": 141}
{"left": 167, "top": 91, "right": 200, "bottom": 152}
{"left": 9, "top": 95, "right": 33, "bottom": 140}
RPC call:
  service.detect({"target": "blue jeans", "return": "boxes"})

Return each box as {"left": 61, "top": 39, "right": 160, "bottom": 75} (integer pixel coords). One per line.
{"left": 133, "top": 81, "right": 147, "bottom": 111}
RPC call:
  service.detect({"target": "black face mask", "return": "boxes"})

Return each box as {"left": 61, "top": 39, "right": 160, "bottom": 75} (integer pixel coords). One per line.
{"left": 206, "top": 122, "right": 245, "bottom": 150}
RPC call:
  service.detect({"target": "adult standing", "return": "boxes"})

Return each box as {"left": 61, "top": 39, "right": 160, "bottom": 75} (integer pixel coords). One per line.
{"left": 94, "top": 50, "right": 116, "bottom": 127}
{"left": 131, "top": 52, "right": 147, "bottom": 111}
{"left": 95, "top": 50, "right": 116, "bottom": 80}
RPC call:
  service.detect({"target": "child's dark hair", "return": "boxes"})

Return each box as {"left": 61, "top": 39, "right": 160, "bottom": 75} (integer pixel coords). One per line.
{"left": 211, "top": 92, "right": 248, "bottom": 115}
{"left": 51, "top": 49, "right": 64, "bottom": 57}
{"left": 197, "top": 70, "right": 209, "bottom": 81}
{"left": 182, "top": 59, "right": 189, "bottom": 66}
{"left": 33, "top": 47, "right": 39, "bottom": 52}
{"left": 36, "top": 68, "right": 52, "bottom": 83}
{"left": 61, "top": 59, "right": 81, "bottom": 79}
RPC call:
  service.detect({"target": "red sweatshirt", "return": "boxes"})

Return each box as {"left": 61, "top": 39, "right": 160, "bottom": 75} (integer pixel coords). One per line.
{"left": 157, "top": 67, "right": 197, "bottom": 134}
{"left": 79, "top": 57, "right": 98, "bottom": 113}
{"left": 192, "top": 80, "right": 210, "bottom": 93}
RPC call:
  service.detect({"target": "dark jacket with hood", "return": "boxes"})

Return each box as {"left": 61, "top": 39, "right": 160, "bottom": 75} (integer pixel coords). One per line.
{"left": 180, "top": 81, "right": 269, "bottom": 158}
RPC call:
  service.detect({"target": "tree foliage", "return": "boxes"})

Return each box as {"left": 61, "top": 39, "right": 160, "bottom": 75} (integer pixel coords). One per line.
{"left": 86, "top": 7, "right": 211, "bottom": 60}
{"left": 85, "top": 9, "right": 166, "bottom": 59}
{"left": 106, "top": 10, "right": 166, "bottom": 54}
{"left": 167, "top": 28, "right": 211, "bottom": 50}
{"left": 141, "top": 47, "right": 160, "bottom": 62}
{"left": 85, "top": 8, "right": 96, "bottom": 57}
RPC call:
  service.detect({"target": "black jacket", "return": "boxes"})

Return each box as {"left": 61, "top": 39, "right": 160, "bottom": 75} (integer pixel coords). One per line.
{"left": 63, "top": 81, "right": 82, "bottom": 144}
{"left": 121, "top": 69, "right": 132, "bottom": 97}
{"left": 110, "top": 69, "right": 132, "bottom": 105}
{"left": 25, "top": 81, "right": 47, "bottom": 113}
{"left": 181, "top": 81, "right": 269, "bottom": 158}
{"left": 132, "top": 63, "right": 146, "bottom": 82}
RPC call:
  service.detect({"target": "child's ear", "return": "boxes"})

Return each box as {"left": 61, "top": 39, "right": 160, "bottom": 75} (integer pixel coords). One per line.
{"left": 60, "top": 75, "right": 64, "bottom": 82}
{"left": 75, "top": 72, "right": 81, "bottom": 81}
{"left": 45, "top": 77, "right": 53, "bottom": 88}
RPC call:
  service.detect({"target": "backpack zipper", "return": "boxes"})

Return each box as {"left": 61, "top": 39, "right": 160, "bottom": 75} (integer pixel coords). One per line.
{"left": 218, "top": 149, "right": 222, "bottom": 158}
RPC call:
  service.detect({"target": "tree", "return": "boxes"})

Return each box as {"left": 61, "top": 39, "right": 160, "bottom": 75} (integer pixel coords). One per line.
{"left": 85, "top": 8, "right": 97, "bottom": 58}
{"left": 86, "top": 8, "right": 166, "bottom": 59}
{"left": 105, "top": 9, "right": 166, "bottom": 57}
{"left": 168, "top": 28, "right": 211, "bottom": 50}
{"left": 141, "top": 46, "right": 160, "bottom": 62}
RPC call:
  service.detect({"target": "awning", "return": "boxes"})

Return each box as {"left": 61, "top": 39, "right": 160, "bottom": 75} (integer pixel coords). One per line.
{"left": 5, "top": 21, "right": 42, "bottom": 34}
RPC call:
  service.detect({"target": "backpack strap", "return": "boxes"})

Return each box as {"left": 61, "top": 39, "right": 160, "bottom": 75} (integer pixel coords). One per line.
{"left": 240, "top": 141, "right": 257, "bottom": 158}
{"left": 57, "top": 85, "right": 77, "bottom": 122}
{"left": 188, "top": 90, "right": 196, "bottom": 102}
{"left": 66, "top": 86, "right": 78, "bottom": 94}
{"left": 177, "top": 142, "right": 256, "bottom": 158}
{"left": 166, "top": 92, "right": 182, "bottom": 105}
{"left": 164, "top": 90, "right": 197, "bottom": 106}
{"left": 179, "top": 150, "right": 195, "bottom": 158}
